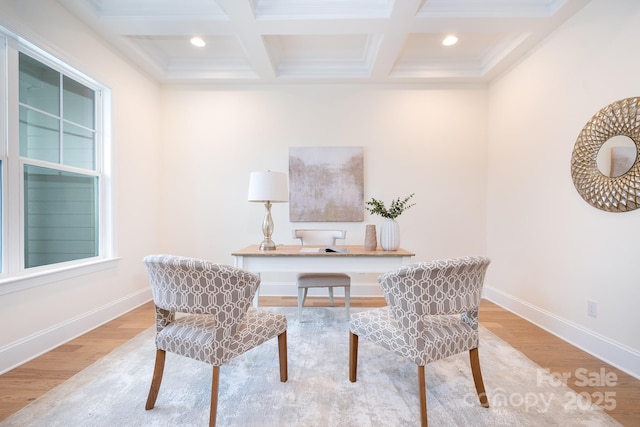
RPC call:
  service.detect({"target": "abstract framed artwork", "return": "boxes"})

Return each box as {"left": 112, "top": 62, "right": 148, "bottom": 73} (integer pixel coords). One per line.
{"left": 289, "top": 146, "right": 364, "bottom": 222}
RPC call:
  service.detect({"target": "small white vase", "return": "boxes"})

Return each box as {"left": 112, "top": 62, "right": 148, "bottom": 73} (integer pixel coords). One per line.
{"left": 380, "top": 219, "right": 400, "bottom": 251}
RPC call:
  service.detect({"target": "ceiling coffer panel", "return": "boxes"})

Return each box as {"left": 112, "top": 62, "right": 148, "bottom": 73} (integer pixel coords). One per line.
{"left": 58, "top": 0, "right": 591, "bottom": 84}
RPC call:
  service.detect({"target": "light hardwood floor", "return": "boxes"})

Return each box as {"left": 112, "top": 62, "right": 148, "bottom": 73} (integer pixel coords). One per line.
{"left": 0, "top": 297, "right": 638, "bottom": 425}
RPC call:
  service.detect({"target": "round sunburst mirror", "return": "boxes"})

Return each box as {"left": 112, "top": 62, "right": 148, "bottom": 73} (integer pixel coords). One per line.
{"left": 571, "top": 97, "right": 640, "bottom": 212}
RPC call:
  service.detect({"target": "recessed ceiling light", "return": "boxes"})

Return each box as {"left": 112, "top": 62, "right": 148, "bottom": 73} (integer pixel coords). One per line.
{"left": 190, "top": 36, "right": 206, "bottom": 47}
{"left": 442, "top": 35, "right": 458, "bottom": 46}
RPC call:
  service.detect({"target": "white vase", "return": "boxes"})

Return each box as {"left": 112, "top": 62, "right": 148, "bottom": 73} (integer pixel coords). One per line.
{"left": 380, "top": 219, "right": 400, "bottom": 251}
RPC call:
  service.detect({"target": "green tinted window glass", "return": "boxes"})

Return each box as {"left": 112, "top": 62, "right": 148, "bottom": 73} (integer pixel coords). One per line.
{"left": 19, "top": 52, "right": 60, "bottom": 115}
{"left": 0, "top": 161, "right": 2, "bottom": 273}
{"left": 24, "top": 165, "right": 98, "bottom": 268}
{"left": 19, "top": 106, "right": 60, "bottom": 163}
{"left": 63, "top": 122, "right": 95, "bottom": 170}
{"left": 63, "top": 76, "right": 94, "bottom": 128}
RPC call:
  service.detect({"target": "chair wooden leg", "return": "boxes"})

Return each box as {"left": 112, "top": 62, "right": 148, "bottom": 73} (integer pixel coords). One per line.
{"left": 278, "top": 331, "right": 288, "bottom": 382}
{"left": 418, "top": 365, "right": 428, "bottom": 427}
{"left": 145, "top": 349, "right": 166, "bottom": 410}
{"left": 349, "top": 332, "right": 358, "bottom": 382}
{"left": 210, "top": 366, "right": 220, "bottom": 427}
{"left": 469, "top": 348, "right": 489, "bottom": 408}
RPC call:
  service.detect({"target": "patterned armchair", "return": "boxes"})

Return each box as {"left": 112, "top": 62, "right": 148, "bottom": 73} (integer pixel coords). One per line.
{"left": 349, "top": 256, "right": 491, "bottom": 427}
{"left": 143, "top": 254, "right": 288, "bottom": 427}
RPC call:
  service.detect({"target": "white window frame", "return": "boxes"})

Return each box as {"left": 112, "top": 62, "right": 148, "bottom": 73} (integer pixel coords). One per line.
{"left": 0, "top": 27, "right": 116, "bottom": 296}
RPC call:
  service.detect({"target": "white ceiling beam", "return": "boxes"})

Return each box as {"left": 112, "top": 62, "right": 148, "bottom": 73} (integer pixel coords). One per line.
{"left": 368, "top": 0, "right": 423, "bottom": 80}
{"left": 216, "top": 0, "right": 277, "bottom": 81}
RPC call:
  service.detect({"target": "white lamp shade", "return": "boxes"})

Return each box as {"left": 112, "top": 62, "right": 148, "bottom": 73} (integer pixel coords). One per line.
{"left": 248, "top": 171, "right": 289, "bottom": 202}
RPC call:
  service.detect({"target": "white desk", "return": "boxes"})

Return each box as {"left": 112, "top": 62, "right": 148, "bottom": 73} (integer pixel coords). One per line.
{"left": 232, "top": 245, "right": 414, "bottom": 305}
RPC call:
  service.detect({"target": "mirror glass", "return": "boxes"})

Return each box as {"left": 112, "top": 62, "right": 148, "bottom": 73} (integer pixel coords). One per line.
{"left": 596, "top": 135, "right": 638, "bottom": 177}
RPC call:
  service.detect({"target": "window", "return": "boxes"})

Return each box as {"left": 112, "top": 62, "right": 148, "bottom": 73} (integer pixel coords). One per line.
{"left": 19, "top": 53, "right": 100, "bottom": 268}
{"left": 1, "top": 29, "right": 113, "bottom": 291}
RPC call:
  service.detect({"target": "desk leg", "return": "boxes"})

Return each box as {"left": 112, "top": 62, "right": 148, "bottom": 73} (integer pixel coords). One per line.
{"left": 253, "top": 273, "right": 261, "bottom": 307}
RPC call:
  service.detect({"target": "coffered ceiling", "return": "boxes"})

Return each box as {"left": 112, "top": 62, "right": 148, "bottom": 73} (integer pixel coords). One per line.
{"left": 58, "top": 0, "right": 591, "bottom": 85}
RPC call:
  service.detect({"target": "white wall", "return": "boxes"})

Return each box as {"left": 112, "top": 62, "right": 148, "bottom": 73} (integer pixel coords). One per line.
{"left": 159, "top": 85, "right": 488, "bottom": 295}
{"left": 0, "top": 2, "right": 489, "bottom": 372}
{"left": 0, "top": 1, "right": 162, "bottom": 372}
{"left": 486, "top": 0, "right": 640, "bottom": 378}
{"left": 4, "top": 0, "right": 637, "bottom": 381}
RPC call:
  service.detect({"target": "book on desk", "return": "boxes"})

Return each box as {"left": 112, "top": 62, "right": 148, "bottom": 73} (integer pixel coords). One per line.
{"left": 299, "top": 246, "right": 349, "bottom": 253}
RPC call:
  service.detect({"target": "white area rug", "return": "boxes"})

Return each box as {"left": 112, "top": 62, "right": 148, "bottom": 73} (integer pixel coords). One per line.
{"left": 2, "top": 308, "right": 619, "bottom": 426}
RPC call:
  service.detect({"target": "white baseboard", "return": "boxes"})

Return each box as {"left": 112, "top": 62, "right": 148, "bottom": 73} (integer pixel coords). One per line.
{"left": 483, "top": 286, "right": 640, "bottom": 380}
{"left": 0, "top": 288, "right": 152, "bottom": 375}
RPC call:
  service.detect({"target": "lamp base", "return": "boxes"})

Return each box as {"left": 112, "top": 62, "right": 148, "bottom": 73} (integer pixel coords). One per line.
{"left": 258, "top": 201, "right": 277, "bottom": 250}
{"left": 259, "top": 239, "right": 277, "bottom": 251}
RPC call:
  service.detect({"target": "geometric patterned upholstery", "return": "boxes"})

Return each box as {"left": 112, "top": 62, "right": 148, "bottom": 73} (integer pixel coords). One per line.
{"left": 350, "top": 256, "right": 490, "bottom": 365}
{"left": 143, "top": 254, "right": 288, "bottom": 427}
{"left": 144, "top": 254, "right": 286, "bottom": 365}
{"left": 349, "top": 256, "right": 491, "bottom": 427}
{"left": 350, "top": 307, "right": 478, "bottom": 366}
{"left": 155, "top": 308, "right": 287, "bottom": 366}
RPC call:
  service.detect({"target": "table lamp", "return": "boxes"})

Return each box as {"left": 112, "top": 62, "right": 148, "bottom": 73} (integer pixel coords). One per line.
{"left": 248, "top": 171, "right": 289, "bottom": 250}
